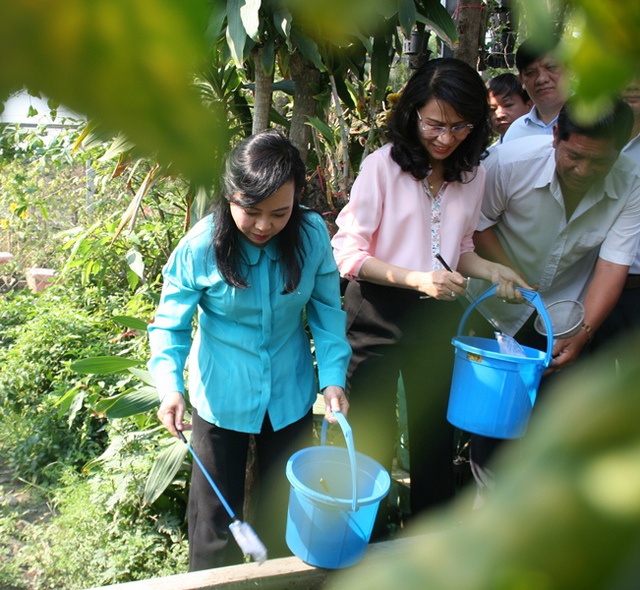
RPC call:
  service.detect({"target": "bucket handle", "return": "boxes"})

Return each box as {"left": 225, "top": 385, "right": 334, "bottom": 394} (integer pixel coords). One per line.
{"left": 456, "top": 284, "right": 554, "bottom": 368}
{"left": 321, "top": 411, "right": 358, "bottom": 512}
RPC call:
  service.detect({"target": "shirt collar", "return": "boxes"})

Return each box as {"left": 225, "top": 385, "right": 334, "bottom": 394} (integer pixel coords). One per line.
{"left": 534, "top": 144, "right": 558, "bottom": 190}
{"left": 551, "top": 158, "right": 627, "bottom": 212}
{"left": 525, "top": 106, "right": 558, "bottom": 130}
{"left": 534, "top": 143, "right": 620, "bottom": 203}
{"left": 623, "top": 132, "right": 640, "bottom": 157}
{"left": 240, "top": 235, "right": 281, "bottom": 265}
{"left": 599, "top": 153, "right": 637, "bottom": 202}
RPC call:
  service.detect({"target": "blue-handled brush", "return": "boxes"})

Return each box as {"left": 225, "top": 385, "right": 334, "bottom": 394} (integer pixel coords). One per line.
{"left": 178, "top": 430, "right": 267, "bottom": 564}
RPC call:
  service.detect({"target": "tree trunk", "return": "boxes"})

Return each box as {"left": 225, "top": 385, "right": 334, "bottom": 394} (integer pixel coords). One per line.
{"left": 251, "top": 45, "right": 274, "bottom": 135}
{"left": 288, "top": 50, "right": 321, "bottom": 166}
{"left": 453, "top": 0, "right": 487, "bottom": 69}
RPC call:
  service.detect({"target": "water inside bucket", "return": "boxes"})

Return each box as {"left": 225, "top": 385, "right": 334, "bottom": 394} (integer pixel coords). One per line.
{"left": 286, "top": 446, "right": 390, "bottom": 568}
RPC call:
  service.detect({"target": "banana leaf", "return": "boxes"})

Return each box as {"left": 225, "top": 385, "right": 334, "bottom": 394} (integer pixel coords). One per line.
{"left": 144, "top": 436, "right": 189, "bottom": 505}
{"left": 71, "top": 356, "right": 144, "bottom": 374}
{"left": 96, "top": 386, "right": 160, "bottom": 418}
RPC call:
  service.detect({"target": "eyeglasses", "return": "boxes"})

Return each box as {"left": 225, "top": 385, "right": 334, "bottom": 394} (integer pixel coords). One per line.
{"left": 416, "top": 111, "right": 474, "bottom": 137}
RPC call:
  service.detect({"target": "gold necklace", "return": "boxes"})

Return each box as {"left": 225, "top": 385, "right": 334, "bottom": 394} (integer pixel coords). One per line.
{"left": 422, "top": 178, "right": 436, "bottom": 199}
{"left": 427, "top": 174, "right": 443, "bottom": 194}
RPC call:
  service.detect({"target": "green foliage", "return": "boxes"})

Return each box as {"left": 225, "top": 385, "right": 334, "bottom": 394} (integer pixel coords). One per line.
{"left": 195, "top": 41, "right": 253, "bottom": 140}
{"left": 329, "top": 337, "right": 640, "bottom": 590}
{"left": 0, "top": 114, "right": 190, "bottom": 586}
{"left": 72, "top": 355, "right": 191, "bottom": 507}
{"left": 144, "top": 437, "right": 189, "bottom": 506}
{"left": 0, "top": 291, "right": 124, "bottom": 483}
{"left": 0, "top": 0, "right": 227, "bottom": 184}
{"left": 54, "top": 181, "right": 188, "bottom": 294}
{"left": 0, "top": 123, "right": 121, "bottom": 272}
{"left": 284, "top": 0, "right": 456, "bottom": 48}
{"left": 16, "top": 443, "right": 188, "bottom": 589}
{"left": 0, "top": 122, "right": 187, "bottom": 297}
{"left": 516, "top": 0, "right": 640, "bottom": 118}
{"left": 0, "top": 289, "right": 38, "bottom": 347}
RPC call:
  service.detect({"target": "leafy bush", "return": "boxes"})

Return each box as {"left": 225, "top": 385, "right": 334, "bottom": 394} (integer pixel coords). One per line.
{"left": 0, "top": 124, "right": 125, "bottom": 272}
{"left": 0, "top": 123, "right": 188, "bottom": 298}
{"left": 0, "top": 285, "right": 189, "bottom": 588}
{"left": 0, "top": 113, "right": 193, "bottom": 587}
{"left": 0, "top": 289, "right": 126, "bottom": 483}
{"left": 14, "top": 435, "right": 188, "bottom": 590}
{"left": 0, "top": 289, "right": 38, "bottom": 347}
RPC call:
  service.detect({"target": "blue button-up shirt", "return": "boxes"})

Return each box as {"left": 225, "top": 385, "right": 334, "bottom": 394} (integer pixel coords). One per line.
{"left": 148, "top": 211, "right": 351, "bottom": 433}
{"left": 502, "top": 105, "right": 558, "bottom": 143}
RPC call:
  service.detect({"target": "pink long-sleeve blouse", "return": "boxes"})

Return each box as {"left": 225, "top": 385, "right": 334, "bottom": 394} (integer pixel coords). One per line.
{"left": 331, "top": 143, "right": 486, "bottom": 280}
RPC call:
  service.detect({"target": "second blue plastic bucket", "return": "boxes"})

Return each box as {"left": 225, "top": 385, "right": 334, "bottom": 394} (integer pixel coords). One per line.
{"left": 285, "top": 412, "right": 390, "bottom": 569}
{"left": 447, "top": 285, "right": 554, "bottom": 439}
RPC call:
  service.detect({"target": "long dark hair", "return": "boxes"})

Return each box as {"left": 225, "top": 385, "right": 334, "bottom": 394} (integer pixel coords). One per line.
{"left": 212, "top": 130, "right": 308, "bottom": 292}
{"left": 387, "top": 57, "right": 492, "bottom": 182}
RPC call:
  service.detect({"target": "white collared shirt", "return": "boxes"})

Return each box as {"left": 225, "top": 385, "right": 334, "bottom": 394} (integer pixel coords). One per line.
{"left": 473, "top": 136, "right": 640, "bottom": 335}
{"left": 623, "top": 133, "right": 640, "bottom": 273}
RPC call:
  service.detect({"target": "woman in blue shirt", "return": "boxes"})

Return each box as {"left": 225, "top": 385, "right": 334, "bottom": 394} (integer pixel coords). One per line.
{"left": 149, "top": 130, "right": 351, "bottom": 570}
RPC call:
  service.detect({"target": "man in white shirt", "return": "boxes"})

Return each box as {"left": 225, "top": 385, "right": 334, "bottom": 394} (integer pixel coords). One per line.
{"left": 469, "top": 98, "right": 640, "bottom": 500}
{"left": 502, "top": 37, "right": 569, "bottom": 143}
{"left": 591, "top": 78, "right": 640, "bottom": 349}
{"left": 476, "top": 98, "right": 639, "bottom": 366}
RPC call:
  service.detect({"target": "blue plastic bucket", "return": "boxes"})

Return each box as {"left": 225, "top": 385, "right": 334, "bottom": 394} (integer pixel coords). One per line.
{"left": 285, "top": 411, "right": 391, "bottom": 569}
{"left": 447, "top": 285, "right": 553, "bottom": 439}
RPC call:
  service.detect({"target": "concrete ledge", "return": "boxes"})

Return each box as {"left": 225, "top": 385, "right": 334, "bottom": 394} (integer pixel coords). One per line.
{"left": 87, "top": 537, "right": 415, "bottom": 590}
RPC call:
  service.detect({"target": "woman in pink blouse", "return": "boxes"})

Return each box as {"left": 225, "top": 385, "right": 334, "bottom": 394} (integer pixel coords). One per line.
{"left": 331, "top": 58, "right": 528, "bottom": 535}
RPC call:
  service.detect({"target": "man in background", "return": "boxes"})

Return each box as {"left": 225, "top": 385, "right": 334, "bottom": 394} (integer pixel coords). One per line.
{"left": 487, "top": 73, "right": 532, "bottom": 146}
{"left": 502, "top": 37, "right": 569, "bottom": 142}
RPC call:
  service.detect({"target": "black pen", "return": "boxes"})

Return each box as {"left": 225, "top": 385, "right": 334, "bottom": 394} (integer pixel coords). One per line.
{"left": 436, "top": 253, "right": 504, "bottom": 332}
{"left": 436, "top": 253, "right": 452, "bottom": 272}
{"left": 420, "top": 253, "right": 455, "bottom": 299}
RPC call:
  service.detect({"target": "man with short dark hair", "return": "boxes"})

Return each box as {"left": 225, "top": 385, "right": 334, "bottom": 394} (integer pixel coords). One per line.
{"left": 487, "top": 73, "right": 532, "bottom": 144}
{"left": 502, "top": 37, "right": 569, "bottom": 142}
{"left": 475, "top": 98, "right": 638, "bottom": 366}
{"left": 469, "top": 98, "right": 640, "bottom": 502}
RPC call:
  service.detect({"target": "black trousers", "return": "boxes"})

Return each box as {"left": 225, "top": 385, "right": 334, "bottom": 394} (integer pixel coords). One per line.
{"left": 188, "top": 409, "right": 312, "bottom": 571}
{"left": 343, "top": 280, "right": 462, "bottom": 536}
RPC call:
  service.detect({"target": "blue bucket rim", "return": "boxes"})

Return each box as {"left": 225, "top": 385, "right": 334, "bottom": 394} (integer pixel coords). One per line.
{"left": 286, "top": 446, "right": 390, "bottom": 509}
{"left": 456, "top": 284, "right": 554, "bottom": 368}
{"left": 452, "top": 335, "right": 546, "bottom": 366}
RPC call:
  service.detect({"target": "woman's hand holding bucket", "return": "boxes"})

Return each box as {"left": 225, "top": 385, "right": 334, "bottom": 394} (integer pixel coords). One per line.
{"left": 322, "top": 385, "right": 349, "bottom": 423}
